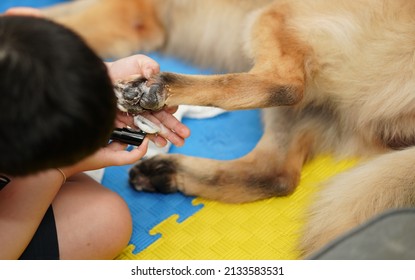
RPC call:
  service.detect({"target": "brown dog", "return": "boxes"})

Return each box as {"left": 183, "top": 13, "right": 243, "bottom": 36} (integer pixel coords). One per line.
{"left": 43, "top": 0, "right": 415, "bottom": 257}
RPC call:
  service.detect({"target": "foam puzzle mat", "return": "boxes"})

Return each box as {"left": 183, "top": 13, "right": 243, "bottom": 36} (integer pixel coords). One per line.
{"left": 1, "top": 0, "right": 358, "bottom": 260}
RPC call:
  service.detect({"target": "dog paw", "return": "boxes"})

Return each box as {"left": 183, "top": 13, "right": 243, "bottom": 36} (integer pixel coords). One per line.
{"left": 114, "top": 75, "right": 167, "bottom": 114}
{"left": 129, "top": 156, "right": 178, "bottom": 193}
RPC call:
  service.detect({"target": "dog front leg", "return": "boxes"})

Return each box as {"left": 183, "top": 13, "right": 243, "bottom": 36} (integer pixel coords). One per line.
{"left": 115, "top": 69, "right": 305, "bottom": 112}
{"left": 115, "top": 3, "right": 309, "bottom": 112}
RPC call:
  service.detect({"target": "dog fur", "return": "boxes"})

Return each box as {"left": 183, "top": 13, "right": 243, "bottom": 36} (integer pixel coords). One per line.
{"left": 43, "top": 0, "right": 415, "bottom": 257}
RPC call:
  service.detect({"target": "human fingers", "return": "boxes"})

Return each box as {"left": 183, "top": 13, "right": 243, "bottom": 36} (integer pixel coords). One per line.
{"left": 107, "top": 54, "right": 160, "bottom": 82}
{"left": 135, "top": 54, "right": 160, "bottom": 79}
{"left": 151, "top": 109, "right": 190, "bottom": 139}
{"left": 164, "top": 106, "right": 179, "bottom": 114}
{"left": 114, "top": 111, "right": 169, "bottom": 148}
{"left": 104, "top": 138, "right": 149, "bottom": 165}
{"left": 135, "top": 112, "right": 189, "bottom": 147}
{"left": 146, "top": 133, "right": 168, "bottom": 148}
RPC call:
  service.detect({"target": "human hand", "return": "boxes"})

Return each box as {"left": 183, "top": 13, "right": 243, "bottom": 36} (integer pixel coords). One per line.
{"left": 117, "top": 106, "right": 190, "bottom": 147}
{"left": 60, "top": 139, "right": 149, "bottom": 178}
{"left": 107, "top": 55, "right": 190, "bottom": 147}
{"left": 107, "top": 54, "right": 159, "bottom": 82}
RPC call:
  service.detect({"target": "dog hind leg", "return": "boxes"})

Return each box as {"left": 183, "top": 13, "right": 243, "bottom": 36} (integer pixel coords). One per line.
{"left": 130, "top": 108, "right": 318, "bottom": 203}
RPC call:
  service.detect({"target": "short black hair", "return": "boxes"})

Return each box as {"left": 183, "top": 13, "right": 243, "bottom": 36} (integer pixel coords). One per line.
{"left": 0, "top": 16, "right": 116, "bottom": 176}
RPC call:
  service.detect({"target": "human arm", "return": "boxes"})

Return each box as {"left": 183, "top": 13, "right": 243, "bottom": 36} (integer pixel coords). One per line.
{"left": 0, "top": 139, "right": 147, "bottom": 259}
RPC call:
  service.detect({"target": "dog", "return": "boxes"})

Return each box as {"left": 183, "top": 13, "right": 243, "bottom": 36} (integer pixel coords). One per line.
{"left": 42, "top": 0, "right": 415, "bottom": 257}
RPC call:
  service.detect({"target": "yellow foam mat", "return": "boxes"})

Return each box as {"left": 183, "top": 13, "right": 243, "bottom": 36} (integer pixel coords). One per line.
{"left": 116, "top": 155, "right": 357, "bottom": 260}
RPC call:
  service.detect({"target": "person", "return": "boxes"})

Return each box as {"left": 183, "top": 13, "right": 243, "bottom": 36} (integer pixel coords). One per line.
{"left": 0, "top": 13, "right": 190, "bottom": 259}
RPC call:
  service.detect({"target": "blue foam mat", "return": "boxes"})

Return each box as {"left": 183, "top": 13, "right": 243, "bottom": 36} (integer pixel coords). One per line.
{"left": 1, "top": 0, "right": 69, "bottom": 10}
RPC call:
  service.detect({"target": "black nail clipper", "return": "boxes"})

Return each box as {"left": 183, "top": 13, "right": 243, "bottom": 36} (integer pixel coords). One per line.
{"left": 110, "top": 127, "right": 146, "bottom": 146}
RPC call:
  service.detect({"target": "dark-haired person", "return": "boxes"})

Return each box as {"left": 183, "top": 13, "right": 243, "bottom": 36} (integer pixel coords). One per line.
{"left": 0, "top": 14, "right": 189, "bottom": 259}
